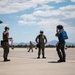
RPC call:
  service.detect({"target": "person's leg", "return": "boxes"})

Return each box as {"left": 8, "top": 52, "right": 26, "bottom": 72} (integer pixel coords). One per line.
{"left": 3, "top": 47, "right": 7, "bottom": 60}
{"left": 56, "top": 43, "right": 62, "bottom": 62}
{"left": 61, "top": 42, "right": 66, "bottom": 62}
{"left": 32, "top": 48, "right": 33, "bottom": 52}
{"left": 3, "top": 45, "right": 10, "bottom": 61}
{"left": 6, "top": 46, "right": 9, "bottom": 59}
{"left": 61, "top": 47, "right": 66, "bottom": 62}
{"left": 28, "top": 48, "right": 30, "bottom": 52}
{"left": 42, "top": 48, "right": 46, "bottom": 58}
{"left": 37, "top": 48, "right": 41, "bottom": 58}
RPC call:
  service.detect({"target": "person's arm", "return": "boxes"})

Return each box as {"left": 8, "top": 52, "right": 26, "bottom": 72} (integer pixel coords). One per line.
{"left": 55, "top": 33, "right": 60, "bottom": 37}
{"left": 55, "top": 28, "right": 60, "bottom": 37}
{"left": 3, "top": 31, "right": 8, "bottom": 35}
{"left": 35, "top": 36, "right": 39, "bottom": 43}
{"left": 44, "top": 35, "right": 47, "bottom": 44}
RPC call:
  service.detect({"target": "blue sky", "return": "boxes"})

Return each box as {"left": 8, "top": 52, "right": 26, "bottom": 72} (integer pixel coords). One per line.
{"left": 0, "top": 0, "right": 75, "bottom": 43}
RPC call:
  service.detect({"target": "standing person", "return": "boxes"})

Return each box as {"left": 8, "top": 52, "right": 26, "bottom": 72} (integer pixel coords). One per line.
{"left": 55, "top": 25, "right": 68, "bottom": 62}
{"left": 35, "top": 31, "right": 47, "bottom": 59}
{"left": 28, "top": 41, "right": 33, "bottom": 52}
{"left": 2, "top": 26, "right": 13, "bottom": 62}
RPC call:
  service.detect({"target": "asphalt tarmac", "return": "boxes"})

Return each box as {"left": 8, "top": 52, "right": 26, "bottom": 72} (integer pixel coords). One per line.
{"left": 0, "top": 48, "right": 75, "bottom": 75}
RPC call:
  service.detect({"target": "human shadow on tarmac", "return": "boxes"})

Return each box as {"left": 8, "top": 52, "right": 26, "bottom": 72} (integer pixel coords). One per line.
{"left": 48, "top": 61, "right": 62, "bottom": 63}
{"left": 48, "top": 61, "right": 75, "bottom": 63}
{"left": 32, "top": 58, "right": 46, "bottom": 59}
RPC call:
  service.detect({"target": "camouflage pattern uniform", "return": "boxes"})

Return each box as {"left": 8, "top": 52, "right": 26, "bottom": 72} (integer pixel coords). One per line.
{"left": 28, "top": 41, "right": 33, "bottom": 52}
{"left": 36, "top": 34, "right": 47, "bottom": 58}
{"left": 2, "top": 30, "right": 9, "bottom": 61}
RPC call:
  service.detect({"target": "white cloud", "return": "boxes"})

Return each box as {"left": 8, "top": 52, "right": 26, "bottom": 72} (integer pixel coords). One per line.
{"left": 0, "top": 0, "right": 37, "bottom": 14}
{"left": 35, "top": 5, "right": 54, "bottom": 11}
{"left": 18, "top": 4, "right": 75, "bottom": 35}
{"left": 71, "top": 0, "right": 75, "bottom": 2}
{"left": 18, "top": 20, "right": 26, "bottom": 26}
{"left": 29, "top": 0, "right": 64, "bottom": 4}
{"left": 0, "top": 23, "right": 9, "bottom": 27}
{"left": 20, "top": 14, "right": 36, "bottom": 21}
{"left": 59, "top": 5, "right": 75, "bottom": 18}
{"left": 0, "top": 0, "right": 64, "bottom": 14}
{"left": 19, "top": 13, "right": 67, "bottom": 28}
{"left": 19, "top": 20, "right": 36, "bottom": 26}
{"left": 59, "top": 5, "right": 75, "bottom": 11}
{"left": 33, "top": 5, "right": 75, "bottom": 19}
{"left": 33, "top": 10, "right": 61, "bottom": 18}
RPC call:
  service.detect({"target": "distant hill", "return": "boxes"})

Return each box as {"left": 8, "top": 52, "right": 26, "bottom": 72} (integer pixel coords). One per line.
{"left": 66, "top": 42, "right": 75, "bottom": 46}
{"left": 17, "top": 42, "right": 36, "bottom": 46}
{"left": 48, "top": 40, "right": 57, "bottom": 46}
{"left": 46, "top": 40, "right": 75, "bottom": 46}
{"left": 18, "top": 42, "right": 26, "bottom": 46}
{"left": 12, "top": 42, "right": 19, "bottom": 46}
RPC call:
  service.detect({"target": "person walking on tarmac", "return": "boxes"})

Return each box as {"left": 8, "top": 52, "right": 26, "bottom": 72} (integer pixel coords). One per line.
{"left": 35, "top": 31, "right": 47, "bottom": 59}
{"left": 2, "top": 26, "right": 13, "bottom": 62}
{"left": 28, "top": 41, "right": 33, "bottom": 52}
{"left": 55, "top": 25, "right": 68, "bottom": 62}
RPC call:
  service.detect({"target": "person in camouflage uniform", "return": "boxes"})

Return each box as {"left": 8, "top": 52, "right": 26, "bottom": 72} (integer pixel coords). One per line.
{"left": 35, "top": 31, "right": 47, "bottom": 59}
{"left": 2, "top": 26, "right": 12, "bottom": 62}
{"left": 28, "top": 41, "right": 33, "bottom": 52}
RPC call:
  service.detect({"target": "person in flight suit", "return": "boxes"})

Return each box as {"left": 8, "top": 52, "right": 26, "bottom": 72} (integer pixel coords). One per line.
{"left": 2, "top": 26, "right": 13, "bottom": 62}
{"left": 35, "top": 31, "right": 47, "bottom": 59}
{"left": 55, "top": 25, "right": 67, "bottom": 62}
{"left": 28, "top": 41, "right": 33, "bottom": 52}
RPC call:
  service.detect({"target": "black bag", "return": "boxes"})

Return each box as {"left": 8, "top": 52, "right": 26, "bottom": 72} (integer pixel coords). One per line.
{"left": 36, "top": 44, "right": 40, "bottom": 48}
{"left": 1, "top": 40, "right": 4, "bottom": 46}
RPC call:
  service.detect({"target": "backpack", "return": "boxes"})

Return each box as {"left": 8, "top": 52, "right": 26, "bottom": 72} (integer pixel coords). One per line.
{"left": 60, "top": 30, "right": 68, "bottom": 40}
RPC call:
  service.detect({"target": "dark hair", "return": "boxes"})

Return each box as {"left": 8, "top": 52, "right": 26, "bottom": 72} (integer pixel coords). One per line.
{"left": 57, "top": 25, "right": 63, "bottom": 29}
{"left": 40, "top": 31, "right": 43, "bottom": 33}
{"left": 5, "top": 26, "right": 9, "bottom": 30}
